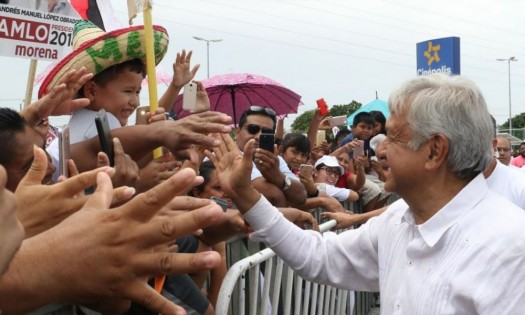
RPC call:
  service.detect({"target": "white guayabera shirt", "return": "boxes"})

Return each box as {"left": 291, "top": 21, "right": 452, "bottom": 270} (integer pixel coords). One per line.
{"left": 245, "top": 174, "right": 525, "bottom": 314}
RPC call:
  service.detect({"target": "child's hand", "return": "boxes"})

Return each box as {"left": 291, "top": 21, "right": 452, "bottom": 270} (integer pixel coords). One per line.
{"left": 146, "top": 107, "right": 167, "bottom": 124}
{"left": 171, "top": 49, "right": 199, "bottom": 89}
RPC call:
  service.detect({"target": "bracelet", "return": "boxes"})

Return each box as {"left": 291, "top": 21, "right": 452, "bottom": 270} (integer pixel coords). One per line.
{"left": 307, "top": 189, "right": 319, "bottom": 198}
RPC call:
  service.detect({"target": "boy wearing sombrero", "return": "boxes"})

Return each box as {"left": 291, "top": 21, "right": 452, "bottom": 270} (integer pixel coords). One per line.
{"left": 41, "top": 20, "right": 204, "bottom": 187}
{"left": 39, "top": 19, "right": 170, "bottom": 143}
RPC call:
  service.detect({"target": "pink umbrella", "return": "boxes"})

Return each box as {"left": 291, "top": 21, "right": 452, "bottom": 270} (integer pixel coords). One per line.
{"left": 172, "top": 73, "right": 303, "bottom": 125}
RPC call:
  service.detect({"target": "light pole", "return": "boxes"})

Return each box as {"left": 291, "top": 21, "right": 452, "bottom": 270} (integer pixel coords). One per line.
{"left": 193, "top": 36, "right": 223, "bottom": 78}
{"left": 497, "top": 56, "right": 518, "bottom": 135}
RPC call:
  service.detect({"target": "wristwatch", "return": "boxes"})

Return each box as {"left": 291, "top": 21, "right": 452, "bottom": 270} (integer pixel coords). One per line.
{"left": 281, "top": 175, "right": 292, "bottom": 191}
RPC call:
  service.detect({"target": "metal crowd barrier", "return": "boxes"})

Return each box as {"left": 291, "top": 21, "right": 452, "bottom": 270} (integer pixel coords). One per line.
{"left": 217, "top": 219, "right": 361, "bottom": 315}
{"left": 217, "top": 195, "right": 399, "bottom": 315}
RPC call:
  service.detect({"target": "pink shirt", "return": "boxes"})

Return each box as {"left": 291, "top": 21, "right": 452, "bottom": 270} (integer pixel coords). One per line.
{"left": 511, "top": 155, "right": 525, "bottom": 168}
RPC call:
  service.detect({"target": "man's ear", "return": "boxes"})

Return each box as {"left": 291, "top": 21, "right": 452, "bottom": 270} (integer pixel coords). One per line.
{"left": 425, "top": 134, "right": 449, "bottom": 170}
{"left": 491, "top": 138, "right": 498, "bottom": 150}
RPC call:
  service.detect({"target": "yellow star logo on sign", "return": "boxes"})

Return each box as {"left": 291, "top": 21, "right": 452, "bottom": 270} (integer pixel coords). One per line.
{"left": 424, "top": 41, "right": 441, "bottom": 66}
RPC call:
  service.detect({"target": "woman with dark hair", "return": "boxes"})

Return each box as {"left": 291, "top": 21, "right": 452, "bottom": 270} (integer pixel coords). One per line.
{"left": 369, "top": 110, "right": 386, "bottom": 137}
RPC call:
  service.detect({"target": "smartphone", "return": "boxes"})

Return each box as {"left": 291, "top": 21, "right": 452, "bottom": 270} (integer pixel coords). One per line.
{"left": 135, "top": 105, "right": 149, "bottom": 125}
{"left": 330, "top": 115, "right": 347, "bottom": 127}
{"left": 182, "top": 82, "right": 198, "bottom": 112}
{"left": 354, "top": 139, "right": 365, "bottom": 159}
{"left": 211, "top": 196, "right": 229, "bottom": 212}
{"left": 57, "top": 126, "right": 70, "bottom": 178}
{"left": 316, "top": 130, "right": 326, "bottom": 146}
{"left": 95, "top": 109, "right": 114, "bottom": 167}
{"left": 299, "top": 164, "right": 313, "bottom": 178}
{"left": 316, "top": 98, "right": 329, "bottom": 116}
{"left": 259, "top": 133, "right": 275, "bottom": 152}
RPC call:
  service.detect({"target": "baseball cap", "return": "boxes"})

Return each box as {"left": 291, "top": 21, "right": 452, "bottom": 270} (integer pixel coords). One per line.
{"left": 314, "top": 155, "right": 344, "bottom": 175}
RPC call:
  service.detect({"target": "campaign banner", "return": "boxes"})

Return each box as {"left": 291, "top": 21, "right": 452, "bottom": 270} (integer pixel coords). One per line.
{"left": 416, "top": 37, "right": 460, "bottom": 76}
{"left": 0, "top": 2, "right": 80, "bottom": 61}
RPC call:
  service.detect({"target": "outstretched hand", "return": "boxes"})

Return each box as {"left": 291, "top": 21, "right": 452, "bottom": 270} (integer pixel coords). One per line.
{"left": 20, "top": 168, "right": 223, "bottom": 314}
{"left": 206, "top": 134, "right": 262, "bottom": 212}
{"left": 206, "top": 133, "right": 252, "bottom": 195}
{"left": 37, "top": 67, "right": 93, "bottom": 116}
{"left": 171, "top": 49, "right": 200, "bottom": 89}
{"left": 321, "top": 210, "right": 359, "bottom": 230}
{"left": 15, "top": 146, "right": 134, "bottom": 237}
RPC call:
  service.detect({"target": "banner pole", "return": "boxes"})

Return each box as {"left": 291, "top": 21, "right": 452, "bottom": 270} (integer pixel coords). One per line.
{"left": 143, "top": 3, "right": 162, "bottom": 159}
{"left": 143, "top": 2, "right": 166, "bottom": 297}
{"left": 24, "top": 59, "right": 38, "bottom": 107}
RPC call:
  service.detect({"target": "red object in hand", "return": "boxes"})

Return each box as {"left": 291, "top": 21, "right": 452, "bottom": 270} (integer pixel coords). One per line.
{"left": 316, "top": 98, "right": 329, "bottom": 116}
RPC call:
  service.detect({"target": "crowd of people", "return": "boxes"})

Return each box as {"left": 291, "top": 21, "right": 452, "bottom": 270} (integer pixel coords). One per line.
{"left": 1, "top": 18, "right": 525, "bottom": 315}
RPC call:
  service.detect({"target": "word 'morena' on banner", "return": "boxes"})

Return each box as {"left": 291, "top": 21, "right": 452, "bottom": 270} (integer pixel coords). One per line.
{"left": 416, "top": 37, "right": 461, "bottom": 76}
{"left": 0, "top": 4, "right": 79, "bottom": 61}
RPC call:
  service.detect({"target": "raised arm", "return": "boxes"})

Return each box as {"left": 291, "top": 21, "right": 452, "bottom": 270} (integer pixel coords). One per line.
{"left": 158, "top": 49, "right": 200, "bottom": 112}
{"left": 71, "top": 111, "right": 232, "bottom": 172}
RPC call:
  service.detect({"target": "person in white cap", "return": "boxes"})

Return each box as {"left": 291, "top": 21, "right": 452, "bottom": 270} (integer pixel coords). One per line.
{"left": 310, "top": 155, "right": 359, "bottom": 202}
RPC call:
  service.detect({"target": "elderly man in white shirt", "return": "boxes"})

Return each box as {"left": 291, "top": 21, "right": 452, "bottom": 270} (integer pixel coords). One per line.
{"left": 208, "top": 74, "right": 525, "bottom": 314}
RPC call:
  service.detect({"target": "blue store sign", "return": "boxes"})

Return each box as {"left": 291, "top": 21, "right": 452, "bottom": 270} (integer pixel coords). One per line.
{"left": 417, "top": 37, "right": 460, "bottom": 76}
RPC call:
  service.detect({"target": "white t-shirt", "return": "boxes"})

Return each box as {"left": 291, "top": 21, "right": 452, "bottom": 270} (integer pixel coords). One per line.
{"left": 324, "top": 184, "right": 350, "bottom": 202}
{"left": 244, "top": 174, "right": 525, "bottom": 314}
{"left": 486, "top": 160, "right": 525, "bottom": 209}
{"left": 68, "top": 108, "right": 121, "bottom": 144}
{"left": 48, "top": 108, "right": 121, "bottom": 180}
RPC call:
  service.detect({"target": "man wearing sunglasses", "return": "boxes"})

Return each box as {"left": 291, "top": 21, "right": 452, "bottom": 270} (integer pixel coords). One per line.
{"left": 234, "top": 106, "right": 306, "bottom": 206}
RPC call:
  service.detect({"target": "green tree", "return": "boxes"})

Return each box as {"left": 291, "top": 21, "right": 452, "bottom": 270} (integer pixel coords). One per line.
{"left": 500, "top": 112, "right": 525, "bottom": 129}
{"left": 290, "top": 101, "right": 362, "bottom": 132}
{"left": 290, "top": 110, "right": 314, "bottom": 132}
{"left": 329, "top": 101, "right": 362, "bottom": 117}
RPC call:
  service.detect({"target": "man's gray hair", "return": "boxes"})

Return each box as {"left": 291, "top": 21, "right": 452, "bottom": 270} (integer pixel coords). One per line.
{"left": 388, "top": 74, "right": 493, "bottom": 180}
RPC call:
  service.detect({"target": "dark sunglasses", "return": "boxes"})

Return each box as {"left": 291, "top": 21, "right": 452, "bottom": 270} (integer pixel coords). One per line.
{"left": 248, "top": 105, "right": 276, "bottom": 117}
{"left": 246, "top": 124, "right": 274, "bottom": 135}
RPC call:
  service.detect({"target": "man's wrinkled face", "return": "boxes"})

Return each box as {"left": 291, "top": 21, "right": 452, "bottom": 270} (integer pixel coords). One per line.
{"left": 383, "top": 113, "right": 428, "bottom": 196}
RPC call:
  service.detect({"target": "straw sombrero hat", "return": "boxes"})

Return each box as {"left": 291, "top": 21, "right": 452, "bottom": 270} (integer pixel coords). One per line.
{"left": 38, "top": 20, "right": 169, "bottom": 98}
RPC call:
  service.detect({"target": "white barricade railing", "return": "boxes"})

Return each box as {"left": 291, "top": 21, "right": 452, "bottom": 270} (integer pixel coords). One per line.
{"left": 216, "top": 219, "right": 372, "bottom": 315}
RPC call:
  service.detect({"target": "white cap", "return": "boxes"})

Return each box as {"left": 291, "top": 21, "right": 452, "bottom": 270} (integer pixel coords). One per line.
{"left": 370, "top": 134, "right": 386, "bottom": 151}
{"left": 314, "top": 155, "right": 344, "bottom": 175}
